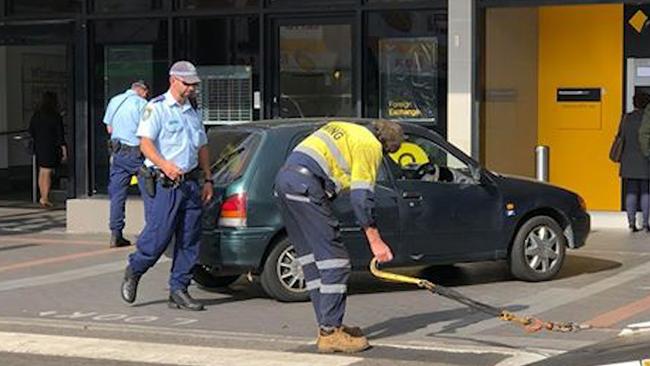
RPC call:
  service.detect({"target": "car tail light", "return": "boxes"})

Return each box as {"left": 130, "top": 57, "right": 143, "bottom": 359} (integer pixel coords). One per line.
{"left": 219, "top": 193, "right": 247, "bottom": 227}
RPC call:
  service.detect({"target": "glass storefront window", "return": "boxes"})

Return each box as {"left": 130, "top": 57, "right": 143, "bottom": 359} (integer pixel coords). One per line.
{"left": 365, "top": 11, "right": 447, "bottom": 135}
{"left": 90, "top": 19, "right": 168, "bottom": 195}
{"left": 178, "top": 0, "right": 258, "bottom": 10}
{"left": 174, "top": 17, "right": 260, "bottom": 122}
{"left": 93, "top": 0, "right": 163, "bottom": 13}
{"left": 8, "top": 0, "right": 82, "bottom": 14}
{"left": 278, "top": 23, "right": 354, "bottom": 118}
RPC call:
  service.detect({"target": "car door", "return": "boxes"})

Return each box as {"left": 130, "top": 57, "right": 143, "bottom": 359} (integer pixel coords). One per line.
{"left": 331, "top": 160, "right": 401, "bottom": 268}
{"left": 391, "top": 134, "right": 502, "bottom": 262}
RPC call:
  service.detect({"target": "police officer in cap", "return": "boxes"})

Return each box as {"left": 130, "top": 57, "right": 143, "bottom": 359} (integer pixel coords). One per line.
{"left": 120, "top": 61, "right": 213, "bottom": 311}
{"left": 274, "top": 119, "right": 404, "bottom": 353}
{"left": 104, "top": 80, "right": 150, "bottom": 248}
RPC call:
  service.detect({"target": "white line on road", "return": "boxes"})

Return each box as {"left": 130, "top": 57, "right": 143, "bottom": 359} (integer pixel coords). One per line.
{"left": 0, "top": 258, "right": 168, "bottom": 292}
{"left": 0, "top": 331, "right": 362, "bottom": 366}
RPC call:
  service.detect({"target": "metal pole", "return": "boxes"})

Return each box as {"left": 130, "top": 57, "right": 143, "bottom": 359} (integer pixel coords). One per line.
{"left": 535, "top": 145, "right": 549, "bottom": 182}
{"left": 32, "top": 155, "right": 38, "bottom": 203}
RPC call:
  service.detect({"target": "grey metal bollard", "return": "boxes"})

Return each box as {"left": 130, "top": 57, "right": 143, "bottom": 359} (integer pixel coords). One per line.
{"left": 535, "top": 145, "right": 549, "bottom": 182}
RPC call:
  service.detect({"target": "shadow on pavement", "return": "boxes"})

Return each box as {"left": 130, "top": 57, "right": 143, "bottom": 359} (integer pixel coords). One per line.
{"left": 0, "top": 209, "right": 65, "bottom": 235}
{"left": 364, "top": 305, "right": 528, "bottom": 340}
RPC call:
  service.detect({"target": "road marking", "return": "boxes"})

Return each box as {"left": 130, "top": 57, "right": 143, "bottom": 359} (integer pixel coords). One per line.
{"left": 586, "top": 293, "right": 650, "bottom": 328}
{"left": 0, "top": 260, "right": 125, "bottom": 291}
{"left": 0, "top": 247, "right": 128, "bottom": 274}
{"left": 457, "top": 261, "right": 650, "bottom": 335}
{"left": 0, "top": 331, "right": 362, "bottom": 366}
{"left": 0, "top": 236, "right": 109, "bottom": 246}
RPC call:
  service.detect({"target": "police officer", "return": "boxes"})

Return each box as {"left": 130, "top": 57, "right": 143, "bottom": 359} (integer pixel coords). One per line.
{"left": 120, "top": 61, "right": 213, "bottom": 311}
{"left": 104, "top": 80, "right": 150, "bottom": 248}
{"left": 274, "top": 120, "right": 404, "bottom": 353}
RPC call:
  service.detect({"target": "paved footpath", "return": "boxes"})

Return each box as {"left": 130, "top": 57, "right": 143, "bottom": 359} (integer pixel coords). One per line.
{"left": 1, "top": 207, "right": 650, "bottom": 365}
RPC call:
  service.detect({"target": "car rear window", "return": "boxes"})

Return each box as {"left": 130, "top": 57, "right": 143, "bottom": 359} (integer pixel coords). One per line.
{"left": 207, "top": 129, "right": 261, "bottom": 185}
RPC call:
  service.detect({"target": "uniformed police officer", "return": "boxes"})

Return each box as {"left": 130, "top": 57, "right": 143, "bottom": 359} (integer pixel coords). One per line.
{"left": 104, "top": 80, "right": 150, "bottom": 248}
{"left": 274, "top": 120, "right": 404, "bottom": 353}
{"left": 120, "top": 61, "right": 213, "bottom": 311}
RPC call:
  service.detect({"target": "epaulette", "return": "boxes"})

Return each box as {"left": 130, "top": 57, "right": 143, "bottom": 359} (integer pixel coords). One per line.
{"left": 151, "top": 94, "right": 165, "bottom": 103}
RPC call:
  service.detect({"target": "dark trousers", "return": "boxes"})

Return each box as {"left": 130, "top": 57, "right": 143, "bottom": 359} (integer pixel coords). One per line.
{"left": 129, "top": 180, "right": 202, "bottom": 292}
{"left": 108, "top": 150, "right": 145, "bottom": 235}
{"left": 625, "top": 178, "right": 650, "bottom": 228}
{"left": 275, "top": 168, "right": 350, "bottom": 328}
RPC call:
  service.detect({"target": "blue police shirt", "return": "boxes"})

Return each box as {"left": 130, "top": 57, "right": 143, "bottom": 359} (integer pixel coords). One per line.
{"left": 136, "top": 91, "right": 207, "bottom": 173}
{"left": 103, "top": 89, "right": 148, "bottom": 147}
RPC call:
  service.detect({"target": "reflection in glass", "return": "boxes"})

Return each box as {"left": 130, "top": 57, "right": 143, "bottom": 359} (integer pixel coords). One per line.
{"left": 91, "top": 20, "right": 168, "bottom": 194}
{"left": 279, "top": 24, "right": 353, "bottom": 118}
{"left": 8, "top": 0, "right": 82, "bottom": 14}
{"left": 179, "top": 0, "right": 258, "bottom": 9}
{"left": 93, "top": 0, "right": 163, "bottom": 13}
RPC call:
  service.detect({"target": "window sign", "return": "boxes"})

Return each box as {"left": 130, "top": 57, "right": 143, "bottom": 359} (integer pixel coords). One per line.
{"left": 379, "top": 37, "right": 437, "bottom": 124}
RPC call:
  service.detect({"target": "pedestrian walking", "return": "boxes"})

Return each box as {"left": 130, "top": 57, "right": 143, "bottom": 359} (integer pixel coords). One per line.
{"left": 28, "top": 91, "right": 67, "bottom": 208}
{"left": 274, "top": 119, "right": 403, "bottom": 353}
{"left": 121, "top": 61, "right": 213, "bottom": 311}
{"left": 104, "top": 80, "right": 150, "bottom": 247}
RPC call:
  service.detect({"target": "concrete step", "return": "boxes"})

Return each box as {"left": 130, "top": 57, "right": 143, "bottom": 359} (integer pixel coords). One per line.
{"left": 66, "top": 197, "right": 144, "bottom": 235}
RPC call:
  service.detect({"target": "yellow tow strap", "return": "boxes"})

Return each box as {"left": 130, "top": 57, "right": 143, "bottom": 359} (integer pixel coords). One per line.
{"left": 369, "top": 258, "right": 592, "bottom": 333}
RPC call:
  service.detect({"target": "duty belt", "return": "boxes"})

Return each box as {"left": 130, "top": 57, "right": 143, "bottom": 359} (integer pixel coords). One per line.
{"left": 156, "top": 167, "right": 203, "bottom": 188}
{"left": 110, "top": 140, "right": 141, "bottom": 154}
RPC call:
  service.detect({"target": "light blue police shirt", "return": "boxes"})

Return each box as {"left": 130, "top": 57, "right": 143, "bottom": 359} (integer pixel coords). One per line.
{"left": 136, "top": 91, "right": 207, "bottom": 173}
{"left": 103, "top": 89, "right": 148, "bottom": 147}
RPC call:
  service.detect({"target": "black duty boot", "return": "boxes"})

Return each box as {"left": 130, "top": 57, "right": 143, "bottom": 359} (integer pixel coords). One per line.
{"left": 121, "top": 266, "right": 140, "bottom": 304}
{"left": 169, "top": 289, "right": 205, "bottom": 311}
{"left": 630, "top": 224, "right": 640, "bottom": 233}
{"left": 110, "top": 233, "right": 132, "bottom": 248}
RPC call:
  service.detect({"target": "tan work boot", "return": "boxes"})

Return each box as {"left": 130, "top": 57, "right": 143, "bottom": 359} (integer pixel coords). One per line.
{"left": 317, "top": 327, "right": 370, "bottom": 353}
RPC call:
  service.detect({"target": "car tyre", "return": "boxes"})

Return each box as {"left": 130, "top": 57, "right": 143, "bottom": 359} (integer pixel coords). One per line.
{"left": 193, "top": 265, "right": 240, "bottom": 289}
{"left": 509, "top": 215, "right": 566, "bottom": 282}
{"left": 260, "top": 237, "right": 310, "bottom": 302}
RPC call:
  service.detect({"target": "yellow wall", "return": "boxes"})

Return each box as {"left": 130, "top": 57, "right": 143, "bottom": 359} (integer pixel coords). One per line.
{"left": 483, "top": 7, "right": 539, "bottom": 178}
{"left": 538, "top": 4, "right": 622, "bottom": 210}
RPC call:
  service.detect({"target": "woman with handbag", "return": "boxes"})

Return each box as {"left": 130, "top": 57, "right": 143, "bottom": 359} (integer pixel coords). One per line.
{"left": 616, "top": 92, "right": 650, "bottom": 232}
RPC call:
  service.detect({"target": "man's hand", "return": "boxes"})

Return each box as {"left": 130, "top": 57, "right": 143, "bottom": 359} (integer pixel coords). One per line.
{"left": 364, "top": 226, "right": 394, "bottom": 263}
{"left": 202, "top": 182, "right": 213, "bottom": 204}
{"left": 160, "top": 160, "right": 183, "bottom": 181}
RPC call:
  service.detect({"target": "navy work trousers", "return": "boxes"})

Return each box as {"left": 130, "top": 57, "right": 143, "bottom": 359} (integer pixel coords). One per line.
{"left": 108, "top": 149, "right": 145, "bottom": 235}
{"left": 129, "top": 179, "right": 203, "bottom": 292}
{"left": 275, "top": 168, "right": 351, "bottom": 328}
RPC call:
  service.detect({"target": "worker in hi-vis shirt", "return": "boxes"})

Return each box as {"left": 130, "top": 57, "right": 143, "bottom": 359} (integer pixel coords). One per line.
{"left": 274, "top": 120, "right": 404, "bottom": 353}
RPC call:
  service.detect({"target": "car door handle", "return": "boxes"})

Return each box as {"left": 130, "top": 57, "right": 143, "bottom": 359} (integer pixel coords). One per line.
{"left": 402, "top": 191, "right": 423, "bottom": 200}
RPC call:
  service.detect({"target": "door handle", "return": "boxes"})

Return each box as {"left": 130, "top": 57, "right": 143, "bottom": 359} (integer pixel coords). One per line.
{"left": 402, "top": 191, "right": 423, "bottom": 200}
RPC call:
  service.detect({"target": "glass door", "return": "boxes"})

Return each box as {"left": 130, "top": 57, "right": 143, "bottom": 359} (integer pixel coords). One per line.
{"left": 0, "top": 22, "right": 75, "bottom": 205}
{"left": 270, "top": 16, "right": 357, "bottom": 119}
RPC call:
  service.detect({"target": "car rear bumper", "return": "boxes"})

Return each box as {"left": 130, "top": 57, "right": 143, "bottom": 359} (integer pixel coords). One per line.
{"left": 568, "top": 209, "right": 590, "bottom": 249}
{"left": 198, "top": 227, "right": 277, "bottom": 275}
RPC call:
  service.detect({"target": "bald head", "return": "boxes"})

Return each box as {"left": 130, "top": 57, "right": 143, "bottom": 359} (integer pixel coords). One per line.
{"left": 372, "top": 120, "right": 404, "bottom": 154}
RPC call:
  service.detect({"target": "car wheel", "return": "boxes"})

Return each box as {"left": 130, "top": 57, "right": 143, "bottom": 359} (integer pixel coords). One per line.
{"left": 260, "top": 237, "right": 309, "bottom": 302}
{"left": 193, "top": 265, "right": 240, "bottom": 289}
{"left": 509, "top": 215, "right": 566, "bottom": 281}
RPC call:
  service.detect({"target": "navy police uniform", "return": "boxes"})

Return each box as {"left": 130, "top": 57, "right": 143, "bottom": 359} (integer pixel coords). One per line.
{"left": 128, "top": 91, "right": 207, "bottom": 293}
{"left": 104, "top": 88, "right": 148, "bottom": 241}
{"left": 275, "top": 121, "right": 383, "bottom": 328}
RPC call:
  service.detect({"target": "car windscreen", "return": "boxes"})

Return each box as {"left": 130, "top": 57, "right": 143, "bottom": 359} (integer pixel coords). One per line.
{"left": 208, "top": 129, "right": 261, "bottom": 185}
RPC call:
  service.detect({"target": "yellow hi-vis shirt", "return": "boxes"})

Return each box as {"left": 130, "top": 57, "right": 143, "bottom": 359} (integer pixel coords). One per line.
{"left": 293, "top": 121, "right": 382, "bottom": 228}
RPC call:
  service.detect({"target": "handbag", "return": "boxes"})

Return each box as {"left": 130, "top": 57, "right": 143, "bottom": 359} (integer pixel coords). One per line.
{"left": 609, "top": 133, "right": 623, "bottom": 163}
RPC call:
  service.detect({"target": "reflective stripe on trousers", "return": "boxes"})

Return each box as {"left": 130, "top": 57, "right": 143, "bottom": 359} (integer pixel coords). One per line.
{"left": 274, "top": 168, "right": 350, "bottom": 327}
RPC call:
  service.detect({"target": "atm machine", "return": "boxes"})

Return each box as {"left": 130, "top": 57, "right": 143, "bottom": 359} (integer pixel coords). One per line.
{"left": 627, "top": 58, "right": 650, "bottom": 112}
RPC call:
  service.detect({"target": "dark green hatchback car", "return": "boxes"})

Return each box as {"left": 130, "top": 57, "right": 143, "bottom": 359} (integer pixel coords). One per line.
{"left": 195, "top": 118, "right": 590, "bottom": 302}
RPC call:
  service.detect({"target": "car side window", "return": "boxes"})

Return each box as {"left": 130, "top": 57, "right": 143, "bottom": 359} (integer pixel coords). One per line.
{"left": 389, "top": 134, "right": 476, "bottom": 185}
